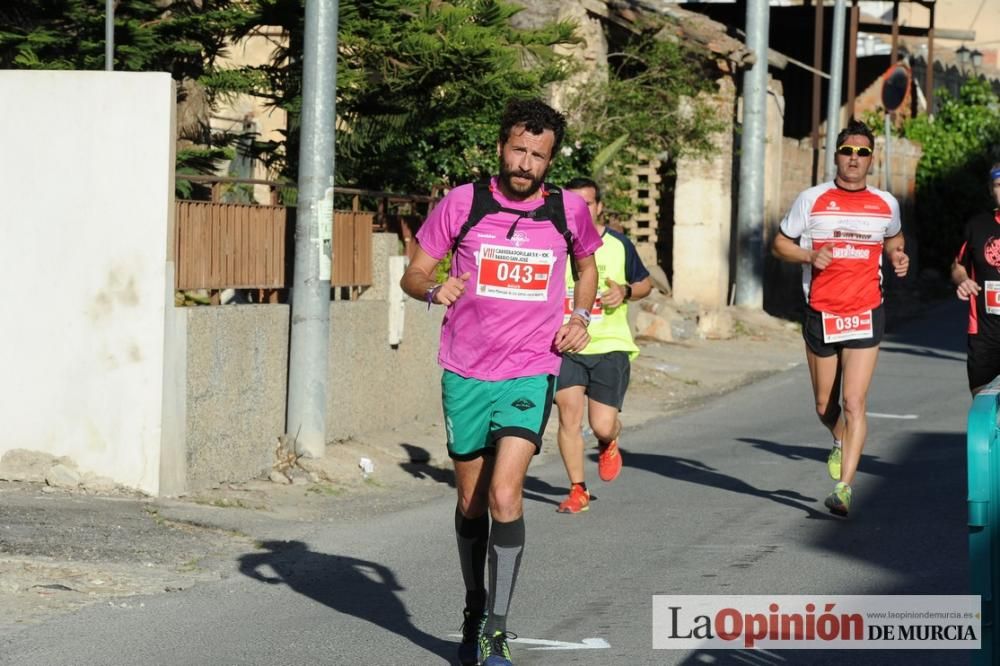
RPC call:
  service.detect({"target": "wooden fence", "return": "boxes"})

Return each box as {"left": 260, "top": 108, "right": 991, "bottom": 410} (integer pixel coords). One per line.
{"left": 174, "top": 200, "right": 374, "bottom": 293}
{"left": 331, "top": 211, "right": 373, "bottom": 287}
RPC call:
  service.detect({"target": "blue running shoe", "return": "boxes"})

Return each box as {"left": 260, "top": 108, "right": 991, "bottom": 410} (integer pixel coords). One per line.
{"left": 478, "top": 629, "right": 516, "bottom": 666}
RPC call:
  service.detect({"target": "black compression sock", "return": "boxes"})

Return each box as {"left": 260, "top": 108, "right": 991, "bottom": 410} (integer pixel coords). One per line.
{"left": 455, "top": 506, "right": 489, "bottom": 613}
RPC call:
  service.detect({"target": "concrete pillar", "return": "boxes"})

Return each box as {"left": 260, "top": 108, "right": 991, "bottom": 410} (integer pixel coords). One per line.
{"left": 672, "top": 78, "right": 736, "bottom": 308}
{"left": 764, "top": 77, "right": 785, "bottom": 245}
{"left": 548, "top": 2, "right": 608, "bottom": 122}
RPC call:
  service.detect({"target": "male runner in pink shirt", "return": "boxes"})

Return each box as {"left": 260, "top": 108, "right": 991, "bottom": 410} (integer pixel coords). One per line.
{"left": 401, "top": 98, "right": 600, "bottom": 666}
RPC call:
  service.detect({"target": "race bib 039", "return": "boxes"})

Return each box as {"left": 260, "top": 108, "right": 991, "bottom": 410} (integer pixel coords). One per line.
{"left": 476, "top": 244, "right": 554, "bottom": 301}
{"left": 822, "top": 310, "right": 873, "bottom": 344}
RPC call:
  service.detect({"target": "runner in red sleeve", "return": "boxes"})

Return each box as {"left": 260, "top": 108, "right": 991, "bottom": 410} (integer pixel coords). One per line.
{"left": 772, "top": 119, "right": 909, "bottom": 518}
{"left": 951, "top": 162, "right": 1000, "bottom": 394}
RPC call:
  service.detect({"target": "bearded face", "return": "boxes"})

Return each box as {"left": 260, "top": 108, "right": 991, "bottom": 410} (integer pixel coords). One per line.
{"left": 496, "top": 125, "right": 556, "bottom": 201}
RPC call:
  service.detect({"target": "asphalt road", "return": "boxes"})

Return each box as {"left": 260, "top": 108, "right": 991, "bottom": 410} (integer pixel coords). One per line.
{"left": 0, "top": 299, "right": 975, "bottom": 665}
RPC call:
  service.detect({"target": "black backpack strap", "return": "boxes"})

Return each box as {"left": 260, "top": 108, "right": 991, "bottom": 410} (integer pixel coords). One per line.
{"left": 450, "top": 181, "right": 501, "bottom": 256}
{"left": 450, "top": 181, "right": 579, "bottom": 281}
{"left": 540, "top": 185, "right": 579, "bottom": 281}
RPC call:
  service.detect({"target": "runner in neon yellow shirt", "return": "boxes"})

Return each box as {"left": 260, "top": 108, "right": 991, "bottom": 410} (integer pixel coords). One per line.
{"left": 554, "top": 177, "right": 653, "bottom": 513}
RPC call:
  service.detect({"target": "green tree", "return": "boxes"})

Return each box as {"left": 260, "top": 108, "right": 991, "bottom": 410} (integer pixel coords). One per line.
{"left": 562, "top": 34, "right": 724, "bottom": 215}
{"left": 0, "top": 0, "right": 257, "bottom": 193}
{"left": 903, "top": 78, "right": 1000, "bottom": 271}
{"left": 0, "top": 0, "right": 251, "bottom": 86}
{"left": 214, "top": 0, "right": 578, "bottom": 194}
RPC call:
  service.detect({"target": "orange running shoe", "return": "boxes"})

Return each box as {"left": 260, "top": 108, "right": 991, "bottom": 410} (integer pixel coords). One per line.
{"left": 556, "top": 484, "right": 590, "bottom": 513}
{"left": 597, "top": 439, "right": 622, "bottom": 482}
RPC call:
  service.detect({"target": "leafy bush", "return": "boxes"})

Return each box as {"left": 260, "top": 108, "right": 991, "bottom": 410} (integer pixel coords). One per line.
{"left": 902, "top": 78, "right": 1000, "bottom": 271}
{"left": 563, "top": 35, "right": 724, "bottom": 216}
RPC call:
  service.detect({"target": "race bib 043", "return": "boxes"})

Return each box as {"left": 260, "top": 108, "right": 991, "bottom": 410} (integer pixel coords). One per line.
{"left": 476, "top": 244, "right": 555, "bottom": 301}
{"left": 822, "top": 310, "right": 873, "bottom": 344}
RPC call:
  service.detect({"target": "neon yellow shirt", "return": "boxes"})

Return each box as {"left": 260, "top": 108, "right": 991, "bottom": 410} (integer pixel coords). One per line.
{"left": 565, "top": 227, "right": 650, "bottom": 359}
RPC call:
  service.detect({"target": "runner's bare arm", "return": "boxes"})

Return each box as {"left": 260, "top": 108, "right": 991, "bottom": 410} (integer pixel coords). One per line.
{"left": 554, "top": 254, "right": 597, "bottom": 353}
{"left": 629, "top": 276, "right": 653, "bottom": 301}
{"left": 773, "top": 233, "right": 832, "bottom": 269}
{"left": 884, "top": 232, "right": 909, "bottom": 277}
{"left": 951, "top": 260, "right": 981, "bottom": 300}
{"left": 399, "top": 244, "right": 470, "bottom": 306}
{"left": 570, "top": 254, "right": 598, "bottom": 314}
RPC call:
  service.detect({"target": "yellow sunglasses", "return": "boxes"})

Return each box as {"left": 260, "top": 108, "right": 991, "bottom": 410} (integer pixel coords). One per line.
{"left": 837, "top": 144, "right": 873, "bottom": 157}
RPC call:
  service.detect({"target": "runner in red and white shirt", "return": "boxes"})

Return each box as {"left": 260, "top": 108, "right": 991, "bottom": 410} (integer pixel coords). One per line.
{"left": 773, "top": 119, "right": 909, "bottom": 518}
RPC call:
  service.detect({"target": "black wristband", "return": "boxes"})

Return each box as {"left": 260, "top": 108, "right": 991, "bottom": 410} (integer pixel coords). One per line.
{"left": 624, "top": 284, "right": 633, "bottom": 300}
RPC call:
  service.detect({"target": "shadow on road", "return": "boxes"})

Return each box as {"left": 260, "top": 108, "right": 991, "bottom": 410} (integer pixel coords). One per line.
{"left": 671, "top": 430, "right": 970, "bottom": 666}
{"left": 879, "top": 343, "right": 966, "bottom": 363}
{"left": 605, "top": 448, "right": 831, "bottom": 520}
{"left": 882, "top": 297, "right": 967, "bottom": 356}
{"left": 238, "top": 540, "right": 455, "bottom": 663}
{"left": 808, "top": 430, "right": 967, "bottom": 578}
{"left": 676, "top": 646, "right": 968, "bottom": 665}
{"left": 397, "top": 444, "right": 567, "bottom": 508}
{"left": 739, "top": 437, "right": 898, "bottom": 479}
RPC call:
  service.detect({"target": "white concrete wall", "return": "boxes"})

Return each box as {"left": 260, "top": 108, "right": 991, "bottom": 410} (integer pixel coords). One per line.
{"left": 0, "top": 71, "right": 175, "bottom": 495}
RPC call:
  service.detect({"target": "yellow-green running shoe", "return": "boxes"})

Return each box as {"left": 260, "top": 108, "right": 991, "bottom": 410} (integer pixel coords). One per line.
{"left": 827, "top": 445, "right": 842, "bottom": 480}
{"left": 824, "top": 481, "right": 852, "bottom": 516}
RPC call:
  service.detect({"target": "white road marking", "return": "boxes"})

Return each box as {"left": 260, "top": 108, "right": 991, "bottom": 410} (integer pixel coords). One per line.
{"left": 519, "top": 637, "right": 611, "bottom": 650}
{"left": 448, "top": 634, "right": 610, "bottom": 650}
{"left": 866, "top": 412, "right": 918, "bottom": 419}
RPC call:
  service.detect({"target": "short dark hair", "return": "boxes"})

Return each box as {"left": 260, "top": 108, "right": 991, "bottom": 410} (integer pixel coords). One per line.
{"left": 836, "top": 119, "right": 875, "bottom": 149}
{"left": 498, "top": 98, "right": 566, "bottom": 158}
{"left": 565, "top": 176, "right": 601, "bottom": 202}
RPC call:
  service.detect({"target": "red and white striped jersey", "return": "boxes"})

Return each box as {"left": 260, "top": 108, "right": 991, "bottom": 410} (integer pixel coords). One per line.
{"left": 779, "top": 182, "right": 901, "bottom": 316}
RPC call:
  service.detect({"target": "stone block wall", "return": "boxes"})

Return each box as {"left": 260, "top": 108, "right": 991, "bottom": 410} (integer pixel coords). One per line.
{"left": 173, "top": 234, "right": 443, "bottom": 492}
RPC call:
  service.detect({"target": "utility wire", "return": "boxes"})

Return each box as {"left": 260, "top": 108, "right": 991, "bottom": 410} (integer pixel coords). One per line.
{"left": 969, "top": 0, "right": 987, "bottom": 32}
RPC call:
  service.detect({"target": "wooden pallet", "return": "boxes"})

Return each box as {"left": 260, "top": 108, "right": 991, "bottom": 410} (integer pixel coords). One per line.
{"left": 623, "top": 157, "right": 661, "bottom": 250}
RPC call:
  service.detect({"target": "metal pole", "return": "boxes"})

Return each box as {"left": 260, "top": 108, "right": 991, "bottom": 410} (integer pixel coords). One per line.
{"left": 810, "top": 0, "right": 824, "bottom": 155}
{"left": 926, "top": 4, "right": 936, "bottom": 116}
{"left": 287, "top": 0, "right": 338, "bottom": 458}
{"left": 884, "top": 112, "right": 892, "bottom": 195}
{"left": 824, "top": 0, "right": 848, "bottom": 181}
{"left": 889, "top": 0, "right": 900, "bottom": 67}
{"left": 734, "top": 0, "right": 768, "bottom": 308}
{"left": 105, "top": 0, "right": 114, "bottom": 71}
{"left": 846, "top": 2, "right": 859, "bottom": 121}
